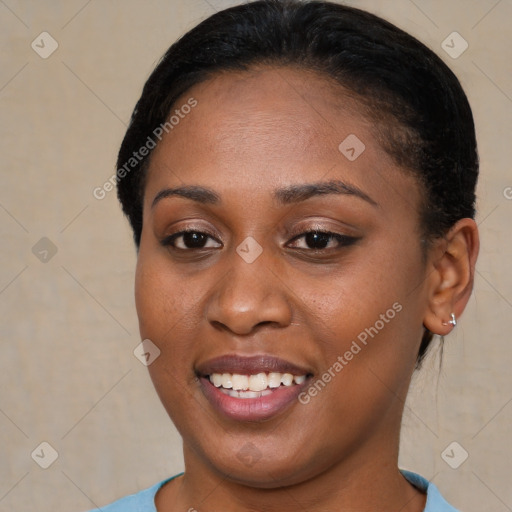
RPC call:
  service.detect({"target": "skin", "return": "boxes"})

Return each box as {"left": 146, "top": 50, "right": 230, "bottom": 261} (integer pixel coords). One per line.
{"left": 134, "top": 66, "right": 479, "bottom": 512}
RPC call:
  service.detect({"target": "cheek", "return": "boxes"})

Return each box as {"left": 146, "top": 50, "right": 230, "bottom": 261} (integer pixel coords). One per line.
{"left": 135, "top": 248, "right": 193, "bottom": 336}
{"left": 308, "top": 251, "right": 411, "bottom": 335}
{"left": 134, "top": 251, "right": 196, "bottom": 376}
{"left": 305, "top": 239, "right": 424, "bottom": 382}
{"left": 135, "top": 262, "right": 169, "bottom": 339}
{"left": 134, "top": 255, "right": 202, "bottom": 423}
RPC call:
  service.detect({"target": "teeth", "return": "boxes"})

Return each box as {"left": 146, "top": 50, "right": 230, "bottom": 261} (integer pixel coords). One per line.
{"left": 211, "top": 374, "right": 223, "bottom": 387}
{"left": 231, "top": 374, "right": 249, "bottom": 391}
{"left": 294, "top": 375, "right": 306, "bottom": 384}
{"left": 221, "top": 373, "right": 232, "bottom": 389}
{"left": 219, "top": 388, "right": 274, "bottom": 399}
{"left": 208, "top": 371, "right": 307, "bottom": 393}
{"left": 248, "top": 373, "right": 267, "bottom": 391}
{"left": 268, "top": 372, "right": 282, "bottom": 388}
{"left": 281, "top": 373, "right": 293, "bottom": 386}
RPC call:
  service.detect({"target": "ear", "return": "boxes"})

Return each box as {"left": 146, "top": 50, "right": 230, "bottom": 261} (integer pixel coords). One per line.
{"left": 423, "top": 218, "right": 480, "bottom": 336}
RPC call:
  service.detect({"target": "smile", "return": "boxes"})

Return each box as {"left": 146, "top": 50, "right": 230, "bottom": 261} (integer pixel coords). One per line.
{"left": 197, "top": 354, "right": 313, "bottom": 420}
{"left": 209, "top": 372, "right": 307, "bottom": 398}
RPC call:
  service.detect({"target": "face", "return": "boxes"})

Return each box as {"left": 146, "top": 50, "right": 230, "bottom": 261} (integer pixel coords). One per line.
{"left": 135, "top": 67, "right": 431, "bottom": 487}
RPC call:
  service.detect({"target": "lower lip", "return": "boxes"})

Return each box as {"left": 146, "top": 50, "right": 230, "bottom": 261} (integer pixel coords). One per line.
{"left": 199, "top": 377, "right": 310, "bottom": 421}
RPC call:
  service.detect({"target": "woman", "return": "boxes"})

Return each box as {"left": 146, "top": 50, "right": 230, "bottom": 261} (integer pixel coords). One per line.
{"left": 88, "top": 0, "right": 479, "bottom": 510}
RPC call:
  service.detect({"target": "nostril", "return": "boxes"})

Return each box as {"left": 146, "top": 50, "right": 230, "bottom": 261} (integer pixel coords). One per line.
{"left": 255, "top": 320, "right": 276, "bottom": 328}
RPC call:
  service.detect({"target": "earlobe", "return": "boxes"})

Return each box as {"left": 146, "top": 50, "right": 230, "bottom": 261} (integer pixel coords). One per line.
{"left": 422, "top": 218, "right": 479, "bottom": 335}
{"left": 442, "top": 313, "right": 457, "bottom": 327}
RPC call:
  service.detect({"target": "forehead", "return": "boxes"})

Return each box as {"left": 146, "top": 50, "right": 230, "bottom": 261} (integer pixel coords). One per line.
{"left": 193, "top": 68, "right": 357, "bottom": 158}
{"left": 153, "top": 67, "right": 367, "bottom": 162}
{"left": 144, "top": 66, "right": 420, "bottom": 217}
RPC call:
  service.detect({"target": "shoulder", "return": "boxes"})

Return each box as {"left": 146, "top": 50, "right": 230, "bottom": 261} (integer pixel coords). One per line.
{"left": 82, "top": 473, "right": 182, "bottom": 512}
{"left": 401, "top": 470, "right": 461, "bottom": 512}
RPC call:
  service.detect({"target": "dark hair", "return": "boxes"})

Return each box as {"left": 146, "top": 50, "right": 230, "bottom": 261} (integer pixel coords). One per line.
{"left": 116, "top": 0, "right": 478, "bottom": 366}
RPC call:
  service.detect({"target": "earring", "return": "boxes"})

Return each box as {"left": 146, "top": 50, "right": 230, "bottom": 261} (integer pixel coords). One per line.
{"left": 442, "top": 313, "right": 457, "bottom": 327}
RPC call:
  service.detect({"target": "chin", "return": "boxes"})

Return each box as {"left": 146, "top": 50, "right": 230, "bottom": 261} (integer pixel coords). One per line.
{"left": 190, "top": 434, "right": 328, "bottom": 489}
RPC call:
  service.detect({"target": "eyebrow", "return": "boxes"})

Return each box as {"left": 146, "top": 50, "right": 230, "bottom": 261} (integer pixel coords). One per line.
{"left": 151, "top": 179, "right": 378, "bottom": 209}
{"left": 274, "top": 179, "right": 378, "bottom": 207}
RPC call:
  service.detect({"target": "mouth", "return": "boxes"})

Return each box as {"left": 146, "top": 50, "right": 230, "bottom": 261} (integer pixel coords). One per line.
{"left": 208, "top": 371, "right": 307, "bottom": 398}
{"left": 196, "top": 354, "right": 313, "bottom": 421}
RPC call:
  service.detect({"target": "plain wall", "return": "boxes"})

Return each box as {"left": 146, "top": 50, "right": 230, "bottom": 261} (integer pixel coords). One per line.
{"left": 1, "top": 0, "right": 511, "bottom": 511}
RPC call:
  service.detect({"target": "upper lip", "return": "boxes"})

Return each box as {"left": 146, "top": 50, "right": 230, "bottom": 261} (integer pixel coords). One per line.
{"left": 196, "top": 354, "right": 312, "bottom": 377}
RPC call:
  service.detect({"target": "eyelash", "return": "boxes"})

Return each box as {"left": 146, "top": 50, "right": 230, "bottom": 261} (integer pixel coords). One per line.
{"left": 160, "top": 228, "right": 359, "bottom": 253}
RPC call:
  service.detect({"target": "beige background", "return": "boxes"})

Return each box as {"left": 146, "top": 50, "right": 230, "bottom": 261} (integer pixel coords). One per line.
{"left": 1, "top": 0, "right": 511, "bottom": 511}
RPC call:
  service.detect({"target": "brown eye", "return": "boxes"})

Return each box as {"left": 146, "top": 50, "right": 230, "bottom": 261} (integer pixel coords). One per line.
{"left": 287, "top": 230, "right": 359, "bottom": 251}
{"left": 161, "top": 230, "right": 222, "bottom": 250}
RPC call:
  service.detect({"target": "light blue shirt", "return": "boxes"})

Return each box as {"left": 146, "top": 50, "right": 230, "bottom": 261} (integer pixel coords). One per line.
{"left": 85, "top": 470, "right": 459, "bottom": 511}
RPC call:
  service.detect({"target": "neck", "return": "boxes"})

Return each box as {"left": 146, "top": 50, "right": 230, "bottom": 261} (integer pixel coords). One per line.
{"left": 156, "top": 432, "right": 426, "bottom": 512}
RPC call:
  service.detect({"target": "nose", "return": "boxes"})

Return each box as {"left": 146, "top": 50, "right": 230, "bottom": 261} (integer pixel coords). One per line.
{"left": 205, "top": 251, "right": 293, "bottom": 336}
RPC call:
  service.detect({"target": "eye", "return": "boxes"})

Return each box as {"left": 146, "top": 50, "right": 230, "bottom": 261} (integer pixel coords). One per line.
{"left": 287, "top": 230, "right": 359, "bottom": 251}
{"left": 161, "top": 229, "right": 222, "bottom": 250}
{"left": 160, "top": 228, "right": 358, "bottom": 253}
